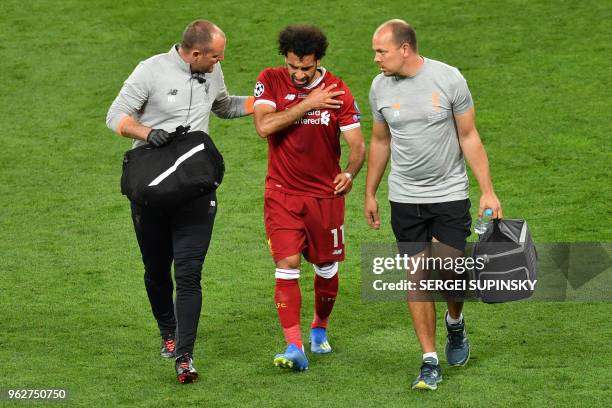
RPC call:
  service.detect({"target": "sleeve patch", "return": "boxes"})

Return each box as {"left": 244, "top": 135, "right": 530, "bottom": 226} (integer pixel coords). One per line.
{"left": 254, "top": 81, "right": 265, "bottom": 97}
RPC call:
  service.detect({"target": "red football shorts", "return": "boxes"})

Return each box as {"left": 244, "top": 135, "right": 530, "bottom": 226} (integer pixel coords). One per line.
{"left": 264, "top": 188, "right": 345, "bottom": 264}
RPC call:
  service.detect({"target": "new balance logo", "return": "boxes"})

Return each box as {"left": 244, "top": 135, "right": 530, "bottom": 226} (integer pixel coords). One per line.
{"left": 167, "top": 89, "right": 178, "bottom": 103}
{"left": 284, "top": 94, "right": 296, "bottom": 100}
{"left": 332, "top": 249, "right": 343, "bottom": 255}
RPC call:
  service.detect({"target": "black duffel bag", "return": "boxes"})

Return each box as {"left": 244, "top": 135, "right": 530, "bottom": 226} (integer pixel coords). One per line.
{"left": 471, "top": 219, "right": 538, "bottom": 303}
{"left": 121, "top": 128, "right": 224, "bottom": 208}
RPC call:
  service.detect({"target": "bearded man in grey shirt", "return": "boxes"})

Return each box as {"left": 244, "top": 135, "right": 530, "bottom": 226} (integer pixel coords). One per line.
{"left": 106, "top": 20, "right": 253, "bottom": 384}
{"left": 365, "top": 19, "right": 502, "bottom": 391}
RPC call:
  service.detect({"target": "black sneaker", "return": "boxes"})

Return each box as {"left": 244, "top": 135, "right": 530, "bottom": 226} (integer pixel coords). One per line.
{"left": 160, "top": 333, "right": 176, "bottom": 358}
{"left": 175, "top": 353, "right": 198, "bottom": 384}
{"left": 411, "top": 357, "right": 443, "bottom": 390}
{"left": 445, "top": 312, "right": 470, "bottom": 366}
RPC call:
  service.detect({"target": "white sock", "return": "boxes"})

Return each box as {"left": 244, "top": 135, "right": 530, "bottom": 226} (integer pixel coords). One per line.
{"left": 446, "top": 312, "right": 463, "bottom": 325}
{"left": 423, "top": 352, "right": 438, "bottom": 365}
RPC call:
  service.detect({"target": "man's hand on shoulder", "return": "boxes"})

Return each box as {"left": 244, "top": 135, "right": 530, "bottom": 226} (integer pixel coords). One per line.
{"left": 303, "top": 83, "right": 345, "bottom": 111}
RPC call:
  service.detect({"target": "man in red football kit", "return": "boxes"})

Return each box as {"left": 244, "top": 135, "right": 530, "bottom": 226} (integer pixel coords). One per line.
{"left": 253, "top": 25, "right": 365, "bottom": 371}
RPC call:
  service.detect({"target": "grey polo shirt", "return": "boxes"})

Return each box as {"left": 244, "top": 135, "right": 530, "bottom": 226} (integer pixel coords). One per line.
{"left": 107, "top": 45, "right": 248, "bottom": 148}
{"left": 369, "top": 57, "right": 473, "bottom": 204}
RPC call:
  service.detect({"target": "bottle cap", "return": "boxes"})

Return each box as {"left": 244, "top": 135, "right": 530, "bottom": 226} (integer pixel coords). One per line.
{"left": 484, "top": 208, "right": 493, "bottom": 217}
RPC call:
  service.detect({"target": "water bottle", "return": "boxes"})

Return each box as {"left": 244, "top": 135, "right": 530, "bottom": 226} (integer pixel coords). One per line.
{"left": 474, "top": 208, "right": 494, "bottom": 235}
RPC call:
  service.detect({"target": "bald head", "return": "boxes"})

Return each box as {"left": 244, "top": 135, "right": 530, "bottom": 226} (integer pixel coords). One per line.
{"left": 375, "top": 19, "right": 417, "bottom": 51}
{"left": 181, "top": 20, "right": 225, "bottom": 52}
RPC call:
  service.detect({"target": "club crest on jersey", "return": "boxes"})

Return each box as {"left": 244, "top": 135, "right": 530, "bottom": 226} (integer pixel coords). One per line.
{"left": 295, "top": 110, "right": 330, "bottom": 126}
{"left": 392, "top": 101, "right": 401, "bottom": 117}
{"left": 254, "top": 81, "right": 265, "bottom": 97}
{"left": 321, "top": 111, "right": 330, "bottom": 125}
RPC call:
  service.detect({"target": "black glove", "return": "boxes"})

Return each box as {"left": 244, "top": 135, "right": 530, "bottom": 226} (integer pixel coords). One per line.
{"left": 146, "top": 129, "right": 173, "bottom": 147}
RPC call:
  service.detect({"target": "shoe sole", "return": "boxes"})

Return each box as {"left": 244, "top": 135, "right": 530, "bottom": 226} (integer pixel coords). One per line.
{"left": 161, "top": 352, "right": 176, "bottom": 358}
{"left": 310, "top": 343, "right": 333, "bottom": 354}
{"left": 309, "top": 335, "right": 333, "bottom": 354}
{"left": 177, "top": 372, "right": 198, "bottom": 384}
{"left": 273, "top": 356, "right": 307, "bottom": 371}
{"left": 411, "top": 379, "right": 441, "bottom": 390}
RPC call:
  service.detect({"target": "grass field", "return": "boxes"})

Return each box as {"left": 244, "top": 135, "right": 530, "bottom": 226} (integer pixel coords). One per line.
{"left": 1, "top": 0, "right": 611, "bottom": 406}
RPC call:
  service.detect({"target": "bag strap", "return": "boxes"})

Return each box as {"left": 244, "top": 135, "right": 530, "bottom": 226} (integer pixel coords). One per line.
{"left": 172, "top": 125, "right": 191, "bottom": 138}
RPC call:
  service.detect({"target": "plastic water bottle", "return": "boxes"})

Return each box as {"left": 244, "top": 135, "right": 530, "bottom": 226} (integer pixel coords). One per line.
{"left": 474, "top": 208, "right": 494, "bottom": 235}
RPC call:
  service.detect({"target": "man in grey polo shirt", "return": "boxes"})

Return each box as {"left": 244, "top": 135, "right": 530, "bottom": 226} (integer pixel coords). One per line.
{"left": 365, "top": 19, "right": 502, "bottom": 391}
{"left": 106, "top": 20, "right": 253, "bottom": 384}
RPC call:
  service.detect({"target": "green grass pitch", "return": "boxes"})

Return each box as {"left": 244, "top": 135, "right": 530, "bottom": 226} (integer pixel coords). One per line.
{"left": 0, "top": 0, "right": 610, "bottom": 406}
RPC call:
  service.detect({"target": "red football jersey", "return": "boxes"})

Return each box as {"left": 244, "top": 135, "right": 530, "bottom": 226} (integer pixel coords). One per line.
{"left": 254, "top": 67, "right": 361, "bottom": 197}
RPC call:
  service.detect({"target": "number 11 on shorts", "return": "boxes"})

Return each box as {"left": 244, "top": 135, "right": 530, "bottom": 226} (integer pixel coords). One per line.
{"left": 330, "top": 225, "right": 345, "bottom": 248}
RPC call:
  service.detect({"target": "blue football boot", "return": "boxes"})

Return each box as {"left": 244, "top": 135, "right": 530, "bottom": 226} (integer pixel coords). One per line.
{"left": 273, "top": 344, "right": 309, "bottom": 372}
{"left": 310, "top": 327, "right": 333, "bottom": 354}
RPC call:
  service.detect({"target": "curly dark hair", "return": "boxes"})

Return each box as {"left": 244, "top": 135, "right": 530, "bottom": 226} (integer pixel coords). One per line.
{"left": 278, "top": 25, "right": 328, "bottom": 60}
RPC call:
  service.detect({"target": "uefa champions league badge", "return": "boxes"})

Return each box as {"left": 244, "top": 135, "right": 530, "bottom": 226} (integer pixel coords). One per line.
{"left": 254, "top": 81, "right": 265, "bottom": 97}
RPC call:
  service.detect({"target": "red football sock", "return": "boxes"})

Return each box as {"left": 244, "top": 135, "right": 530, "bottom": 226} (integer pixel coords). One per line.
{"left": 274, "top": 278, "right": 302, "bottom": 349}
{"left": 311, "top": 274, "right": 338, "bottom": 329}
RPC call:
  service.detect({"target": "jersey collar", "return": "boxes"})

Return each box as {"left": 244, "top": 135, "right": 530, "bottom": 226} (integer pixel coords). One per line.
{"left": 304, "top": 67, "right": 327, "bottom": 89}
{"left": 169, "top": 44, "right": 191, "bottom": 75}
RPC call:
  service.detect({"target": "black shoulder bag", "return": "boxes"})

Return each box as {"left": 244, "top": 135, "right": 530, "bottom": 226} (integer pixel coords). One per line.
{"left": 121, "top": 127, "right": 225, "bottom": 208}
